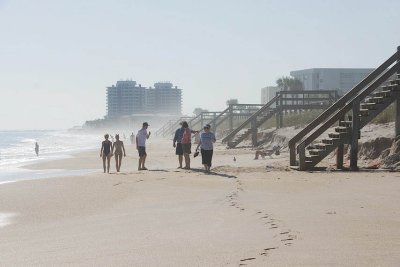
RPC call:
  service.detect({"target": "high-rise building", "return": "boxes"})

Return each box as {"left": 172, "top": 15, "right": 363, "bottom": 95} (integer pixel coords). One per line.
{"left": 290, "top": 68, "right": 374, "bottom": 94}
{"left": 106, "top": 80, "right": 146, "bottom": 118}
{"left": 146, "top": 82, "right": 182, "bottom": 114}
{"left": 106, "top": 80, "right": 182, "bottom": 117}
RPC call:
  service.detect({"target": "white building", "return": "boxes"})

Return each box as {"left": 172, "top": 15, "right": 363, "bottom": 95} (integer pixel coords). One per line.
{"left": 261, "top": 86, "right": 280, "bottom": 107}
{"left": 106, "top": 80, "right": 182, "bottom": 117}
{"left": 290, "top": 68, "right": 374, "bottom": 94}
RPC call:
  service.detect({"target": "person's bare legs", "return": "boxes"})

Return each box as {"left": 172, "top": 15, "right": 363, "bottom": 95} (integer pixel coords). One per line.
{"left": 141, "top": 154, "right": 147, "bottom": 169}
{"left": 106, "top": 154, "right": 112, "bottom": 173}
{"left": 184, "top": 153, "right": 190, "bottom": 169}
{"left": 102, "top": 155, "right": 107, "bottom": 173}
{"left": 118, "top": 154, "right": 122, "bottom": 171}
{"left": 178, "top": 155, "right": 183, "bottom": 168}
{"left": 203, "top": 164, "right": 207, "bottom": 172}
{"left": 115, "top": 154, "right": 121, "bottom": 172}
{"left": 138, "top": 158, "right": 142, "bottom": 171}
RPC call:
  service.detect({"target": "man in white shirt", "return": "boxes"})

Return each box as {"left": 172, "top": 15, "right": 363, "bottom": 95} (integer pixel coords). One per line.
{"left": 136, "top": 122, "right": 151, "bottom": 170}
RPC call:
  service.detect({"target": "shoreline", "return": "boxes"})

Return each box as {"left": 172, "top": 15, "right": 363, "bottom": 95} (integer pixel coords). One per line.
{"left": 0, "top": 139, "right": 399, "bottom": 266}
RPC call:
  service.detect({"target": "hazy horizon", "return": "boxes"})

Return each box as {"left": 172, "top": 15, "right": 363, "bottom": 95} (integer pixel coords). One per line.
{"left": 1, "top": 0, "right": 399, "bottom": 130}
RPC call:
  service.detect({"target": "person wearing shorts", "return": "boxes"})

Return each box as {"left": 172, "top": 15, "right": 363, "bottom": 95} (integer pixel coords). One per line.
{"left": 181, "top": 121, "right": 199, "bottom": 169}
{"left": 196, "top": 124, "right": 216, "bottom": 173}
{"left": 136, "top": 122, "right": 151, "bottom": 170}
{"left": 173, "top": 123, "right": 184, "bottom": 168}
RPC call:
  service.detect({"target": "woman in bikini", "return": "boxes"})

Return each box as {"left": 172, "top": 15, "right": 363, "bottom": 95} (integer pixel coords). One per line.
{"left": 112, "top": 134, "right": 126, "bottom": 172}
{"left": 100, "top": 134, "right": 113, "bottom": 173}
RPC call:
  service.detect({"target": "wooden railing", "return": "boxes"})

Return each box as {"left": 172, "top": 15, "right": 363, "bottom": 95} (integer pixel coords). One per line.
{"left": 289, "top": 49, "right": 400, "bottom": 166}
{"left": 221, "top": 95, "right": 279, "bottom": 143}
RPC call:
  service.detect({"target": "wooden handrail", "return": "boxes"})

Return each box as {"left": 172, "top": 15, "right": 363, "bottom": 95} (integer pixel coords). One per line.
{"left": 289, "top": 50, "right": 399, "bottom": 165}
{"left": 221, "top": 95, "right": 279, "bottom": 143}
{"left": 299, "top": 60, "right": 400, "bottom": 152}
{"left": 204, "top": 106, "right": 230, "bottom": 127}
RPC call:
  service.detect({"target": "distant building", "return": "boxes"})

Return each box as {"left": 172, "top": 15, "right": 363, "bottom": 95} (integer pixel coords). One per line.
{"left": 261, "top": 86, "right": 280, "bottom": 107}
{"left": 106, "top": 80, "right": 182, "bottom": 118}
{"left": 107, "top": 80, "right": 145, "bottom": 117}
{"left": 146, "top": 82, "right": 182, "bottom": 114}
{"left": 290, "top": 68, "right": 374, "bottom": 94}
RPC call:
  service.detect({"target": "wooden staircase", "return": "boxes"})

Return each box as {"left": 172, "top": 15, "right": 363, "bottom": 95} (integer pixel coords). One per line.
{"left": 289, "top": 48, "right": 400, "bottom": 170}
{"left": 222, "top": 95, "right": 279, "bottom": 148}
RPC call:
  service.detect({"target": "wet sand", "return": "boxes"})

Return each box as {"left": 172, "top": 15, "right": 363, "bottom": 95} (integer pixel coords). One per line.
{"left": 0, "top": 139, "right": 400, "bottom": 266}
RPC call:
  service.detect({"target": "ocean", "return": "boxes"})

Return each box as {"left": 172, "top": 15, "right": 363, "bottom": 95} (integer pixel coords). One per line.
{"left": 0, "top": 130, "right": 101, "bottom": 183}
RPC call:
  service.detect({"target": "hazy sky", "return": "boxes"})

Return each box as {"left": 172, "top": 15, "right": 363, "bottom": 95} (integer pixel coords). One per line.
{"left": 0, "top": 0, "right": 399, "bottom": 130}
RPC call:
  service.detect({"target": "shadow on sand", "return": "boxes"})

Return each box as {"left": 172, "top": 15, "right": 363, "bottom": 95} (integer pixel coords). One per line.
{"left": 188, "top": 168, "right": 237, "bottom": 179}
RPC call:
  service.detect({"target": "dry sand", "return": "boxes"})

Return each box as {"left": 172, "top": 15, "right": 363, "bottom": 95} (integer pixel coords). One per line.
{"left": 1, "top": 138, "right": 400, "bottom": 266}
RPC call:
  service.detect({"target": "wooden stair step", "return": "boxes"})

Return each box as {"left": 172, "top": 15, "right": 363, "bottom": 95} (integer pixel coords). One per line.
{"left": 389, "top": 79, "right": 400, "bottom": 85}
{"left": 322, "top": 138, "right": 335, "bottom": 145}
{"left": 308, "top": 149, "right": 324, "bottom": 156}
{"left": 374, "top": 90, "right": 391, "bottom": 98}
{"left": 339, "top": 121, "right": 352, "bottom": 127}
{"left": 335, "top": 126, "right": 349, "bottom": 133}
{"left": 360, "top": 102, "right": 377, "bottom": 110}
{"left": 360, "top": 109, "right": 369, "bottom": 116}
{"left": 367, "top": 96, "right": 384, "bottom": 104}
{"left": 314, "top": 143, "right": 331, "bottom": 150}
{"left": 328, "top": 132, "right": 343, "bottom": 138}
{"left": 382, "top": 84, "right": 400, "bottom": 91}
{"left": 305, "top": 155, "right": 320, "bottom": 162}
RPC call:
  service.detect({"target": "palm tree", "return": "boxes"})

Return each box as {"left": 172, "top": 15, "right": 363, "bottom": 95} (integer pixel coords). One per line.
{"left": 276, "top": 76, "right": 304, "bottom": 108}
{"left": 226, "top": 98, "right": 239, "bottom": 106}
{"left": 276, "top": 76, "right": 304, "bottom": 91}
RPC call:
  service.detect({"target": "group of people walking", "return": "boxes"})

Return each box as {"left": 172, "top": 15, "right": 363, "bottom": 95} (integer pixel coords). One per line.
{"left": 173, "top": 121, "right": 216, "bottom": 173}
{"left": 100, "top": 121, "right": 216, "bottom": 174}
{"left": 100, "top": 122, "right": 150, "bottom": 173}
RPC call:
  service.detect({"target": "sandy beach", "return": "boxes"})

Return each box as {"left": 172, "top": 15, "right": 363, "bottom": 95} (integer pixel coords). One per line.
{"left": 1, "top": 138, "right": 400, "bottom": 266}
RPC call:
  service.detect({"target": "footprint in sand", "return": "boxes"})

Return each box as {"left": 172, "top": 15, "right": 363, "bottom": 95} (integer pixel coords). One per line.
{"left": 240, "top": 257, "right": 256, "bottom": 262}
{"left": 264, "top": 247, "right": 278, "bottom": 251}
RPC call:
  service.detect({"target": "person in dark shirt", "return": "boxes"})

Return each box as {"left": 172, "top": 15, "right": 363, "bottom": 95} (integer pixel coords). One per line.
{"left": 173, "top": 122, "right": 184, "bottom": 168}
{"left": 100, "top": 134, "right": 113, "bottom": 173}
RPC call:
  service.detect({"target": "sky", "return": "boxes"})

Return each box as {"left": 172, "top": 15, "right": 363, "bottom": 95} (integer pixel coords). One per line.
{"left": 0, "top": 0, "right": 399, "bottom": 130}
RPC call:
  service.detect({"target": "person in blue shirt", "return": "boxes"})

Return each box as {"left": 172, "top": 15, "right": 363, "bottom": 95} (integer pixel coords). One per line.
{"left": 195, "top": 124, "right": 216, "bottom": 173}
{"left": 173, "top": 122, "right": 184, "bottom": 168}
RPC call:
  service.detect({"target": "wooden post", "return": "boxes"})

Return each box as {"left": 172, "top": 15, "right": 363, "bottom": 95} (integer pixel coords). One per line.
{"left": 229, "top": 105, "right": 233, "bottom": 132}
{"left": 350, "top": 99, "right": 360, "bottom": 170}
{"left": 336, "top": 144, "right": 344, "bottom": 169}
{"left": 275, "top": 107, "right": 280, "bottom": 130}
{"left": 289, "top": 141, "right": 296, "bottom": 166}
{"left": 395, "top": 46, "right": 400, "bottom": 137}
{"left": 298, "top": 142, "right": 306, "bottom": 171}
{"left": 396, "top": 93, "right": 400, "bottom": 137}
{"left": 275, "top": 92, "right": 280, "bottom": 129}
{"left": 279, "top": 93, "right": 284, "bottom": 128}
{"left": 200, "top": 113, "right": 204, "bottom": 129}
{"left": 251, "top": 117, "right": 258, "bottom": 147}
{"left": 212, "top": 112, "right": 216, "bottom": 132}
{"left": 336, "top": 115, "right": 345, "bottom": 170}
